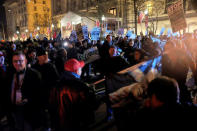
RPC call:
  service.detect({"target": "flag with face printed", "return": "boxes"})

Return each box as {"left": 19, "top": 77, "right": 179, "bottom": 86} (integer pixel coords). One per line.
{"left": 94, "top": 56, "right": 163, "bottom": 94}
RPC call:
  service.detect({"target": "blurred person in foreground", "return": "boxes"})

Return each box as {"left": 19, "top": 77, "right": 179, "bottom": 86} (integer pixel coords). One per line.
{"left": 133, "top": 76, "right": 197, "bottom": 130}
{"left": 50, "top": 59, "right": 99, "bottom": 131}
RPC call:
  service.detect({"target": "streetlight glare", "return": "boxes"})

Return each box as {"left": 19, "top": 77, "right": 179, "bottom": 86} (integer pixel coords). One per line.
{"left": 52, "top": 24, "right": 54, "bottom": 28}
{"left": 102, "top": 15, "right": 105, "bottom": 21}
{"left": 25, "top": 29, "right": 28, "bottom": 33}
{"left": 37, "top": 27, "right": 40, "bottom": 30}
{"left": 144, "top": 10, "right": 148, "bottom": 15}
{"left": 63, "top": 42, "right": 68, "bottom": 47}
{"left": 16, "top": 31, "right": 19, "bottom": 34}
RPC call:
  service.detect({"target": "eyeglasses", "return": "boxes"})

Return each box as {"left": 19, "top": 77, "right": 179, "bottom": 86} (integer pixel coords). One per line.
{"left": 13, "top": 60, "right": 25, "bottom": 63}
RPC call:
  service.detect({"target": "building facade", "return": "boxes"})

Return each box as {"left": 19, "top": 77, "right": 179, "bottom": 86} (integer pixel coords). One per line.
{"left": 51, "top": 0, "right": 123, "bottom": 33}
{"left": 3, "top": 0, "right": 196, "bottom": 40}
{"left": 4, "top": 0, "right": 51, "bottom": 40}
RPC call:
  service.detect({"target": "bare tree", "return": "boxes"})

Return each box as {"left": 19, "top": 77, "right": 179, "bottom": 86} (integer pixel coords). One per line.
{"left": 148, "top": 0, "right": 165, "bottom": 34}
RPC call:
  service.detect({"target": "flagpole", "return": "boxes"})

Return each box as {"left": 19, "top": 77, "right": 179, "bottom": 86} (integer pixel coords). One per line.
{"left": 140, "top": 22, "right": 142, "bottom": 33}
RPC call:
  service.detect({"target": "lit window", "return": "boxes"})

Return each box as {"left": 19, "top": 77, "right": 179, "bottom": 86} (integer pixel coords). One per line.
{"left": 109, "top": 8, "right": 117, "bottom": 16}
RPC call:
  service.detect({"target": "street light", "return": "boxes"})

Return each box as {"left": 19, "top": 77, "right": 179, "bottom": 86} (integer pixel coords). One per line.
{"left": 144, "top": 10, "right": 148, "bottom": 15}
{"left": 101, "top": 15, "right": 105, "bottom": 21}
{"left": 102, "top": 15, "right": 105, "bottom": 29}
{"left": 25, "top": 29, "right": 28, "bottom": 33}
{"left": 16, "top": 31, "right": 19, "bottom": 34}
{"left": 52, "top": 24, "right": 54, "bottom": 28}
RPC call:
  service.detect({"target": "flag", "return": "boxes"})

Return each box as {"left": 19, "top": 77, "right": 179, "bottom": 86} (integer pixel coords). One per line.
{"left": 96, "top": 20, "right": 100, "bottom": 27}
{"left": 94, "top": 56, "right": 163, "bottom": 94}
{"left": 145, "top": 15, "right": 149, "bottom": 28}
{"left": 138, "top": 11, "right": 145, "bottom": 24}
{"left": 30, "top": 33, "right": 33, "bottom": 39}
{"left": 47, "top": 27, "right": 51, "bottom": 35}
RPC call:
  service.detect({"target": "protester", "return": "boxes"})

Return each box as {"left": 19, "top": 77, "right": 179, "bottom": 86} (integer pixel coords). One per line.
{"left": 50, "top": 58, "right": 99, "bottom": 131}
{"left": 133, "top": 76, "right": 197, "bottom": 129}
{"left": 3, "top": 51, "right": 43, "bottom": 131}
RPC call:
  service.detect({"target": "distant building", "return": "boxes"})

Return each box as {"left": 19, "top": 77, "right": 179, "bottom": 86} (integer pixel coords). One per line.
{"left": 51, "top": 0, "right": 123, "bottom": 35}
{"left": 4, "top": 0, "right": 52, "bottom": 40}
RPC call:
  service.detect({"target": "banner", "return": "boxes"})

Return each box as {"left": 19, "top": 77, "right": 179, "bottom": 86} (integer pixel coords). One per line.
{"left": 159, "top": 27, "right": 165, "bottom": 36}
{"left": 93, "top": 56, "right": 162, "bottom": 93}
{"left": 167, "top": 0, "right": 187, "bottom": 33}
{"left": 69, "top": 30, "right": 77, "bottom": 42}
{"left": 91, "top": 27, "right": 100, "bottom": 41}
{"left": 62, "top": 26, "right": 71, "bottom": 38}
{"left": 76, "top": 23, "right": 84, "bottom": 40}
{"left": 77, "top": 47, "right": 100, "bottom": 63}
{"left": 30, "top": 33, "right": 33, "bottom": 39}
{"left": 82, "top": 25, "right": 89, "bottom": 40}
{"left": 167, "top": 28, "right": 172, "bottom": 37}
{"left": 118, "top": 28, "right": 124, "bottom": 36}
{"left": 127, "top": 30, "right": 136, "bottom": 39}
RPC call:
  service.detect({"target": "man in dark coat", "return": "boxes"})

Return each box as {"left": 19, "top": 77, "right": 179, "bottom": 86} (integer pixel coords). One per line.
{"left": 99, "top": 35, "right": 112, "bottom": 59}
{"left": 3, "top": 51, "right": 43, "bottom": 131}
{"left": 32, "top": 47, "right": 59, "bottom": 108}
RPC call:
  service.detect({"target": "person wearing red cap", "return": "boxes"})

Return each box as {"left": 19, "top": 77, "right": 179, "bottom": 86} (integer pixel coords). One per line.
{"left": 64, "top": 58, "right": 85, "bottom": 78}
{"left": 49, "top": 58, "right": 99, "bottom": 131}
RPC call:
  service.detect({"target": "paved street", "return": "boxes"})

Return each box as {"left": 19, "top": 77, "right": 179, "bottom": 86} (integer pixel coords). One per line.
{"left": 89, "top": 103, "right": 117, "bottom": 131}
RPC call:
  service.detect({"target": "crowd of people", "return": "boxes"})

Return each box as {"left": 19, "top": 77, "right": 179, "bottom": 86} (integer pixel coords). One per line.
{"left": 0, "top": 32, "right": 197, "bottom": 130}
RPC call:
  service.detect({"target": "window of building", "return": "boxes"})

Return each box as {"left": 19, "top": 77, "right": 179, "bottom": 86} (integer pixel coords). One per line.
{"left": 34, "top": 6, "right": 37, "bottom": 11}
{"left": 34, "top": 0, "right": 36, "bottom": 4}
{"left": 44, "top": 14, "right": 48, "bottom": 18}
{"left": 43, "top": 1, "right": 46, "bottom": 4}
{"left": 109, "top": 8, "right": 117, "bottom": 16}
{"left": 35, "top": 13, "right": 38, "bottom": 18}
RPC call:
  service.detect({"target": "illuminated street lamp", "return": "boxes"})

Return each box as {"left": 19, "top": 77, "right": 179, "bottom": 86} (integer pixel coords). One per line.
{"left": 144, "top": 10, "right": 148, "bottom": 15}
{"left": 101, "top": 15, "right": 105, "bottom": 21}
{"left": 37, "top": 27, "right": 40, "bottom": 30}
{"left": 16, "top": 31, "right": 19, "bottom": 34}
{"left": 25, "top": 29, "right": 28, "bottom": 33}
{"left": 52, "top": 24, "right": 54, "bottom": 28}
{"left": 101, "top": 15, "right": 106, "bottom": 29}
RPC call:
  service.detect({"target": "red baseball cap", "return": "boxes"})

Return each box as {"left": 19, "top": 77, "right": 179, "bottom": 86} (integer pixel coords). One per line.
{"left": 64, "top": 59, "right": 85, "bottom": 72}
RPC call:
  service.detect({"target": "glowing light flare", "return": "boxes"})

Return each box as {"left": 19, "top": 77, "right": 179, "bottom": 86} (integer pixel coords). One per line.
{"left": 63, "top": 42, "right": 68, "bottom": 47}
